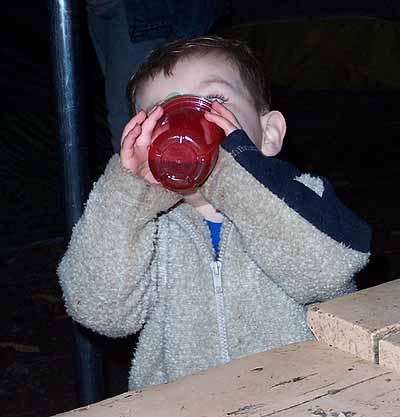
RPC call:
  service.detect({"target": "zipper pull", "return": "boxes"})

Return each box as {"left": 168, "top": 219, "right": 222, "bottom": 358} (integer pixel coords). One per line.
{"left": 211, "top": 260, "right": 222, "bottom": 294}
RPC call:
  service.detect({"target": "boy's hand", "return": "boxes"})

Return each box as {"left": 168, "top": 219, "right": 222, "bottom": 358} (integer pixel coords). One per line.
{"left": 204, "top": 101, "right": 242, "bottom": 136}
{"left": 120, "top": 107, "right": 164, "bottom": 184}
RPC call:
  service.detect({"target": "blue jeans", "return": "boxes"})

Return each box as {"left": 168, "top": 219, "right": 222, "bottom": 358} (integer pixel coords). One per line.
{"left": 87, "top": 3, "right": 166, "bottom": 152}
{"left": 125, "top": 0, "right": 225, "bottom": 42}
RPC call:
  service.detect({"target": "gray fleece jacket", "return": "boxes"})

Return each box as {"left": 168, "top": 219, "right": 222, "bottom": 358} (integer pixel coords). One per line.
{"left": 58, "top": 130, "right": 371, "bottom": 390}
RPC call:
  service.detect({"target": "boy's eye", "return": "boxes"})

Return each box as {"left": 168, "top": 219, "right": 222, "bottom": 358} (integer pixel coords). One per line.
{"left": 206, "top": 94, "right": 228, "bottom": 104}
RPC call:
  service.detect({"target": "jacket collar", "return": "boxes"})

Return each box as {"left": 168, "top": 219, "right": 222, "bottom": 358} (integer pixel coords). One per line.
{"left": 168, "top": 202, "right": 232, "bottom": 262}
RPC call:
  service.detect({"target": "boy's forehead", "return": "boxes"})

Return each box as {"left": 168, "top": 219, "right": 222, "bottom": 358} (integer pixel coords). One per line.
{"left": 136, "top": 53, "right": 243, "bottom": 110}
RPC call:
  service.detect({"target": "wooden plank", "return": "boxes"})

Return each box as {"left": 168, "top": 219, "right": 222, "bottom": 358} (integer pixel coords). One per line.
{"left": 53, "top": 341, "right": 400, "bottom": 417}
{"left": 307, "top": 279, "right": 400, "bottom": 362}
{"left": 380, "top": 332, "right": 400, "bottom": 374}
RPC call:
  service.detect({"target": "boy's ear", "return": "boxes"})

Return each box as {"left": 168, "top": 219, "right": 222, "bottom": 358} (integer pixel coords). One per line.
{"left": 260, "top": 111, "right": 287, "bottom": 156}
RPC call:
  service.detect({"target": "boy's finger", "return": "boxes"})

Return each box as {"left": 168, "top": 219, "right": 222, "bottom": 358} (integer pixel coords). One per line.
{"left": 211, "top": 101, "right": 241, "bottom": 126}
{"left": 121, "top": 124, "right": 141, "bottom": 152}
{"left": 204, "top": 110, "right": 240, "bottom": 136}
{"left": 121, "top": 110, "right": 147, "bottom": 141}
{"left": 137, "top": 106, "right": 164, "bottom": 146}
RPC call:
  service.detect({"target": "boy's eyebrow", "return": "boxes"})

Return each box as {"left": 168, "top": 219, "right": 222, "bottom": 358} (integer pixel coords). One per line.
{"left": 198, "top": 77, "right": 235, "bottom": 90}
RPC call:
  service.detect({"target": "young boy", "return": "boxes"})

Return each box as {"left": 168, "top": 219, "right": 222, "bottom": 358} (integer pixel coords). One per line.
{"left": 58, "top": 36, "right": 371, "bottom": 391}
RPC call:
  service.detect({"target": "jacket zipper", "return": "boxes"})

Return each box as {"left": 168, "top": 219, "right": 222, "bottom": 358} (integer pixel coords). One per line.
{"left": 211, "top": 259, "right": 230, "bottom": 363}
{"left": 171, "top": 208, "right": 232, "bottom": 364}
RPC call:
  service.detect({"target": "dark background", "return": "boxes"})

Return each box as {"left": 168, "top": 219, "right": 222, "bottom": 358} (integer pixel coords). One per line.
{"left": 1, "top": 2, "right": 399, "bottom": 416}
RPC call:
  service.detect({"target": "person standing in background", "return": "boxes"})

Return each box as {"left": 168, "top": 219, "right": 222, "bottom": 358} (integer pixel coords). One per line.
{"left": 86, "top": 0, "right": 228, "bottom": 152}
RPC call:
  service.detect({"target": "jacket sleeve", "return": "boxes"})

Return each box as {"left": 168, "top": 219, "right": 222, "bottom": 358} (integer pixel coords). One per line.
{"left": 58, "top": 155, "right": 181, "bottom": 337}
{"left": 201, "top": 130, "right": 371, "bottom": 305}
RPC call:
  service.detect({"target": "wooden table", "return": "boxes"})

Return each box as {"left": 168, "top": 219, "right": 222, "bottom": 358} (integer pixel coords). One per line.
{"left": 54, "top": 340, "right": 400, "bottom": 417}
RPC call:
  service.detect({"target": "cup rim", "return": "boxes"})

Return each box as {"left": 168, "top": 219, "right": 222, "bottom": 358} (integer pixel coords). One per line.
{"left": 160, "top": 94, "right": 213, "bottom": 112}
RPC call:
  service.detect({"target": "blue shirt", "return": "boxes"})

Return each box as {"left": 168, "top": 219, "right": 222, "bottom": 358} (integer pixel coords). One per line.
{"left": 206, "top": 220, "right": 222, "bottom": 259}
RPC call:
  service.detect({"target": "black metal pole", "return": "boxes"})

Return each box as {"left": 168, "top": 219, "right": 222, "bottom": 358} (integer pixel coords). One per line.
{"left": 48, "top": 0, "right": 105, "bottom": 406}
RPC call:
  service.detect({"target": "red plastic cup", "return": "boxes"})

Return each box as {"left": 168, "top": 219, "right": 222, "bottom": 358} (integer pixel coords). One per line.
{"left": 148, "top": 95, "right": 225, "bottom": 193}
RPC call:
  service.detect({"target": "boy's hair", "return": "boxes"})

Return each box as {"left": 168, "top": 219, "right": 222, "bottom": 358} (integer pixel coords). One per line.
{"left": 127, "top": 36, "right": 271, "bottom": 113}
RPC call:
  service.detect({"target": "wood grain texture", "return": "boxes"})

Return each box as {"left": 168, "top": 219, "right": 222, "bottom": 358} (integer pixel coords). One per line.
{"left": 53, "top": 341, "right": 400, "bottom": 417}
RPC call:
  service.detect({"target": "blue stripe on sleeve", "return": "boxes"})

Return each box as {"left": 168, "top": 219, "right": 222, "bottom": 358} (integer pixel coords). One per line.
{"left": 221, "top": 129, "right": 371, "bottom": 253}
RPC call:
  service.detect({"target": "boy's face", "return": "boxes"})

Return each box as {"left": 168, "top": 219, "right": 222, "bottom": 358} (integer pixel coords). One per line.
{"left": 136, "top": 53, "right": 265, "bottom": 149}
